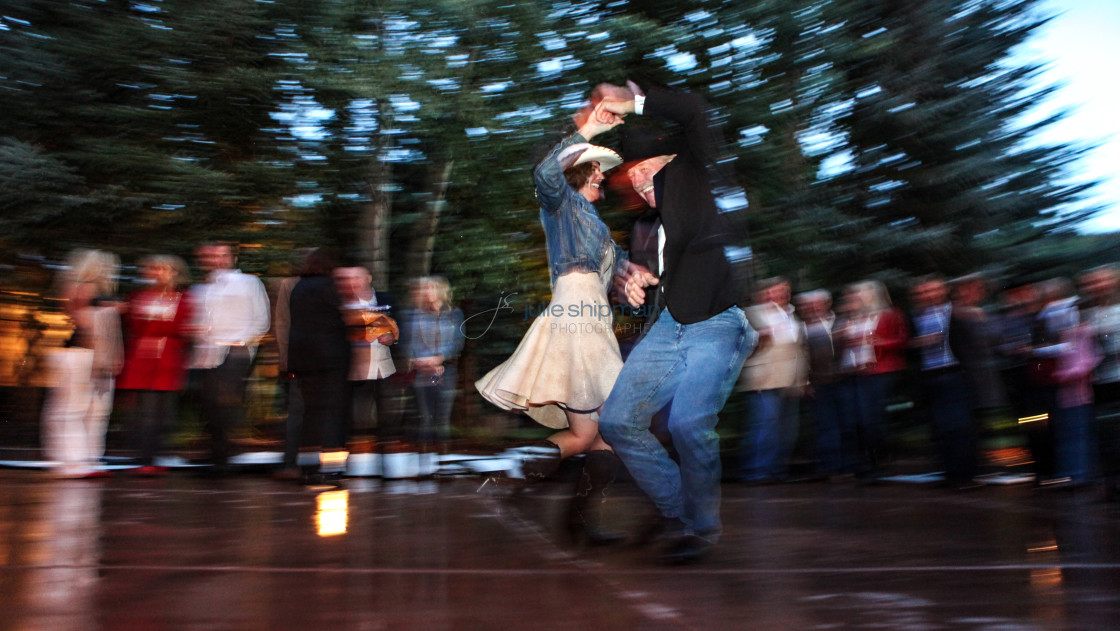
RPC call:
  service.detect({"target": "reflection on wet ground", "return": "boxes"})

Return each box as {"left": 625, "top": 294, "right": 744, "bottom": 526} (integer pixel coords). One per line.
{"left": 1, "top": 471, "right": 1118, "bottom": 630}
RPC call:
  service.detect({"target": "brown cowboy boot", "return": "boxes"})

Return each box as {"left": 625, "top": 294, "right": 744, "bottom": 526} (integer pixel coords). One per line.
{"left": 565, "top": 450, "right": 624, "bottom": 546}
{"left": 520, "top": 439, "right": 562, "bottom": 481}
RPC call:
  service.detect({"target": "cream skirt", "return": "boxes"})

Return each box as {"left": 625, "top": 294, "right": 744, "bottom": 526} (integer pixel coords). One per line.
{"left": 475, "top": 263, "right": 622, "bottom": 429}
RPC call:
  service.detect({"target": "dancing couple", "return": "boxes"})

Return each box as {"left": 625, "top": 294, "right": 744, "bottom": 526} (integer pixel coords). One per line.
{"left": 478, "top": 80, "right": 755, "bottom": 564}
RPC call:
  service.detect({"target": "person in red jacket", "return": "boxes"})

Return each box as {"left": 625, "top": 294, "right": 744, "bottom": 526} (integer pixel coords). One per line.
{"left": 117, "top": 255, "right": 195, "bottom": 475}
{"left": 838, "top": 279, "right": 909, "bottom": 482}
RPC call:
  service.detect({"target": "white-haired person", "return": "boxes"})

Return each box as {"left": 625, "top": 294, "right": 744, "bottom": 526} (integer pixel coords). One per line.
{"left": 41, "top": 249, "right": 124, "bottom": 478}
{"left": 117, "top": 254, "right": 195, "bottom": 475}
{"left": 476, "top": 101, "right": 645, "bottom": 545}
{"left": 403, "top": 275, "right": 463, "bottom": 447}
{"left": 840, "top": 279, "right": 909, "bottom": 483}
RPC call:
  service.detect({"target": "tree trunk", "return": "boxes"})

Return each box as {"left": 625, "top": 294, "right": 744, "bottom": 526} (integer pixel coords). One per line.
{"left": 360, "top": 178, "right": 391, "bottom": 290}
{"left": 361, "top": 111, "right": 393, "bottom": 290}
{"left": 406, "top": 158, "right": 455, "bottom": 280}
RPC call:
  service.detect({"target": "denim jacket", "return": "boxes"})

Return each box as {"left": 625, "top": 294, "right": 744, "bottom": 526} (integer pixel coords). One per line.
{"left": 534, "top": 133, "right": 628, "bottom": 285}
{"left": 402, "top": 307, "right": 464, "bottom": 362}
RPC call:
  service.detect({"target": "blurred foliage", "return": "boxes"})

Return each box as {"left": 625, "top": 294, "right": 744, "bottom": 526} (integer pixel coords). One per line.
{"left": 0, "top": 0, "right": 1110, "bottom": 315}
{"left": 0, "top": 0, "right": 296, "bottom": 269}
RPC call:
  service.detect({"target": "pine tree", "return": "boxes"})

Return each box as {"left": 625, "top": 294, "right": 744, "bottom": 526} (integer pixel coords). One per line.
{"left": 812, "top": 0, "right": 1097, "bottom": 286}
{"left": 0, "top": 0, "right": 292, "bottom": 267}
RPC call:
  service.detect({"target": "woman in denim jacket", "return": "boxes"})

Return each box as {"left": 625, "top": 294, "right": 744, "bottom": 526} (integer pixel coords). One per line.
{"left": 477, "top": 103, "right": 637, "bottom": 543}
{"left": 403, "top": 276, "right": 464, "bottom": 445}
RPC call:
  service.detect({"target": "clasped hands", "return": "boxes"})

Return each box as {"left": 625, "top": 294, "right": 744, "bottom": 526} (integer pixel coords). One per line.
{"left": 575, "top": 81, "right": 642, "bottom": 132}
{"left": 411, "top": 355, "right": 445, "bottom": 377}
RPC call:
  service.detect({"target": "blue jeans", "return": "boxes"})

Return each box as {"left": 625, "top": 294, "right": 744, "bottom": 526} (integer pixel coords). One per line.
{"left": 1055, "top": 404, "right": 1095, "bottom": 484}
{"left": 599, "top": 306, "right": 755, "bottom": 542}
{"left": 741, "top": 389, "right": 799, "bottom": 481}
{"left": 812, "top": 381, "right": 850, "bottom": 475}
{"left": 414, "top": 365, "right": 457, "bottom": 443}
{"left": 853, "top": 372, "right": 896, "bottom": 477}
{"left": 925, "top": 368, "right": 975, "bottom": 483}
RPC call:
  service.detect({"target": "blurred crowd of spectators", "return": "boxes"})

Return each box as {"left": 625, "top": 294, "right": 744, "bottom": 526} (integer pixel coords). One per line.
{"left": 737, "top": 268, "right": 1120, "bottom": 500}
{"left": 14, "top": 244, "right": 462, "bottom": 483}
{"left": 6, "top": 245, "right": 1120, "bottom": 500}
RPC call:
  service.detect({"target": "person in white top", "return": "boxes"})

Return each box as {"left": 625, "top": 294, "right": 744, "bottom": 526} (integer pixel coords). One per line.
{"left": 190, "top": 242, "right": 270, "bottom": 473}
{"left": 334, "top": 266, "right": 400, "bottom": 443}
{"left": 738, "top": 277, "right": 808, "bottom": 483}
{"left": 41, "top": 249, "right": 124, "bottom": 478}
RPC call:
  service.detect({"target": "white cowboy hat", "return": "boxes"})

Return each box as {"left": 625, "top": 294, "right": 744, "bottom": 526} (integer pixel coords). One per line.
{"left": 557, "top": 143, "right": 623, "bottom": 172}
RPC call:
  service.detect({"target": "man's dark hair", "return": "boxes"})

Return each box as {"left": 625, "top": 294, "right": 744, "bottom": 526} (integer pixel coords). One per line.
{"left": 300, "top": 248, "right": 338, "bottom": 276}
{"left": 202, "top": 240, "right": 240, "bottom": 258}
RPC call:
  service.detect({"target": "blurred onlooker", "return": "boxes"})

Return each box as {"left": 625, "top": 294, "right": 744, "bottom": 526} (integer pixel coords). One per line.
{"left": 1028, "top": 277, "right": 1080, "bottom": 484}
{"left": 190, "top": 241, "right": 270, "bottom": 474}
{"left": 833, "top": 285, "right": 863, "bottom": 476}
{"left": 951, "top": 274, "right": 1007, "bottom": 415}
{"left": 948, "top": 274, "right": 1008, "bottom": 487}
{"left": 1081, "top": 265, "right": 1120, "bottom": 499}
{"left": 842, "top": 280, "right": 908, "bottom": 482}
{"left": 335, "top": 266, "right": 400, "bottom": 443}
{"left": 995, "top": 283, "right": 1039, "bottom": 432}
{"left": 1050, "top": 293, "right": 1101, "bottom": 487}
{"left": 117, "top": 255, "right": 194, "bottom": 475}
{"left": 287, "top": 249, "right": 351, "bottom": 483}
{"left": 911, "top": 275, "right": 977, "bottom": 490}
{"left": 948, "top": 274, "right": 1006, "bottom": 481}
{"left": 402, "top": 276, "right": 464, "bottom": 445}
{"left": 739, "top": 277, "right": 807, "bottom": 483}
{"left": 41, "top": 249, "right": 124, "bottom": 478}
{"left": 797, "top": 289, "right": 850, "bottom": 479}
{"left": 272, "top": 249, "right": 310, "bottom": 480}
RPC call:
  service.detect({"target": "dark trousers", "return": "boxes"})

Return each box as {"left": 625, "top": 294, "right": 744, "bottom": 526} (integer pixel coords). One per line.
{"left": 1094, "top": 382, "right": 1120, "bottom": 494}
{"left": 1055, "top": 403, "right": 1095, "bottom": 483}
{"left": 295, "top": 367, "right": 350, "bottom": 450}
{"left": 350, "top": 378, "right": 402, "bottom": 441}
{"left": 281, "top": 376, "right": 305, "bottom": 469}
{"left": 1002, "top": 364, "right": 1056, "bottom": 480}
{"left": 134, "top": 390, "right": 177, "bottom": 465}
{"left": 1026, "top": 383, "right": 1058, "bottom": 481}
{"left": 854, "top": 372, "right": 896, "bottom": 478}
{"left": 413, "top": 366, "right": 457, "bottom": 443}
{"left": 199, "top": 347, "right": 253, "bottom": 467}
{"left": 813, "top": 381, "right": 852, "bottom": 475}
{"left": 924, "top": 368, "right": 976, "bottom": 484}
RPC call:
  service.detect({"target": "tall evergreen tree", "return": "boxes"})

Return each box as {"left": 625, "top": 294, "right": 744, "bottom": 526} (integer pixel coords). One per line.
{"left": 0, "top": 0, "right": 1103, "bottom": 293}
{"left": 812, "top": 0, "right": 1097, "bottom": 286}
{"left": 0, "top": 0, "right": 292, "bottom": 265}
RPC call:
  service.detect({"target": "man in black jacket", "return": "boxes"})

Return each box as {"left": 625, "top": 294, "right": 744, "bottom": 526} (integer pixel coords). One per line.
{"left": 287, "top": 249, "right": 351, "bottom": 483}
{"left": 597, "top": 82, "right": 756, "bottom": 564}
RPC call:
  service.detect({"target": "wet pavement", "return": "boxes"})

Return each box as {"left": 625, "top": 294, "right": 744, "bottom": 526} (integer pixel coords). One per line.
{"left": 2, "top": 467, "right": 1119, "bottom": 631}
